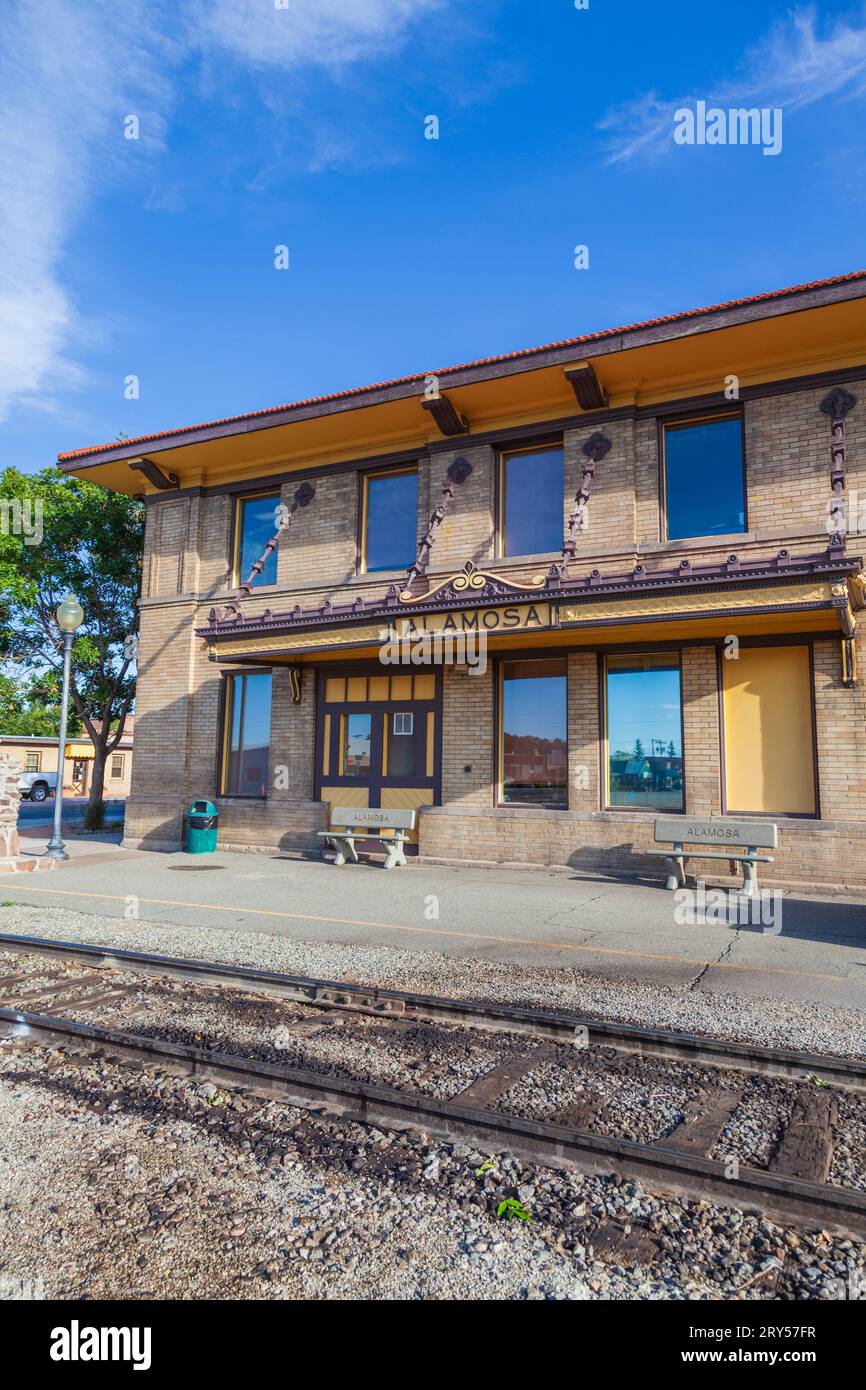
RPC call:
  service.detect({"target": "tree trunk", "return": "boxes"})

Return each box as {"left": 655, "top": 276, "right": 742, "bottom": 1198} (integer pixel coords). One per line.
{"left": 89, "top": 745, "right": 107, "bottom": 812}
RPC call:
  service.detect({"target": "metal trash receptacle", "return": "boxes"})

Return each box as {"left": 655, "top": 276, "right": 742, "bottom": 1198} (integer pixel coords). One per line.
{"left": 185, "top": 799, "right": 219, "bottom": 854}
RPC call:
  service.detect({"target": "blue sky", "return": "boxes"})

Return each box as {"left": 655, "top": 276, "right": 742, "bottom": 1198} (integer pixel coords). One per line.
{"left": 3, "top": 0, "right": 866, "bottom": 473}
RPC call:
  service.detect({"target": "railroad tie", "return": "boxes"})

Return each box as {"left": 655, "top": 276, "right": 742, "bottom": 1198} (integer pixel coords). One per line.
{"left": 454, "top": 1052, "right": 551, "bottom": 1109}
{"left": 663, "top": 1086, "right": 743, "bottom": 1156}
{"left": 0, "top": 975, "right": 108, "bottom": 1008}
{"left": 770, "top": 1090, "right": 837, "bottom": 1185}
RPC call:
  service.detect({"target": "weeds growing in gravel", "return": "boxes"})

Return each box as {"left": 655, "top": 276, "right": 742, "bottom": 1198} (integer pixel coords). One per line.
{"left": 497, "top": 1199, "right": 533, "bottom": 1223}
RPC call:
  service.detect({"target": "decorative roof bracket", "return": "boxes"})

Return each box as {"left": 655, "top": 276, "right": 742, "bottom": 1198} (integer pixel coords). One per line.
{"left": 564, "top": 361, "right": 608, "bottom": 411}
{"left": 128, "top": 457, "right": 180, "bottom": 491}
{"left": 420, "top": 391, "right": 469, "bottom": 437}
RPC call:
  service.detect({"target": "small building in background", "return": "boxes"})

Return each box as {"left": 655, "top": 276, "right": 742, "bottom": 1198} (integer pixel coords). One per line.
{"left": 0, "top": 718, "right": 134, "bottom": 799}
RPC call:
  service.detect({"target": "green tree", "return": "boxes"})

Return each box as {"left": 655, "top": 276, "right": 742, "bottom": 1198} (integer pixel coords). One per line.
{"left": 0, "top": 466, "right": 143, "bottom": 809}
{"left": 633, "top": 738, "right": 644, "bottom": 758}
{"left": 0, "top": 669, "right": 84, "bottom": 738}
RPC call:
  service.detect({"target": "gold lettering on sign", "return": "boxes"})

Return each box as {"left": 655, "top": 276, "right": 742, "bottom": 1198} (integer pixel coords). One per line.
{"left": 397, "top": 603, "right": 552, "bottom": 636}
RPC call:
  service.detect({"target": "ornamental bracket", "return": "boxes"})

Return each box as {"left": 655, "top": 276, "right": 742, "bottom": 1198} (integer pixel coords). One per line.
{"left": 222, "top": 480, "right": 315, "bottom": 620}
{"left": 562, "top": 432, "right": 611, "bottom": 563}
{"left": 564, "top": 362, "right": 608, "bottom": 411}
{"left": 128, "top": 457, "right": 180, "bottom": 491}
{"left": 420, "top": 391, "right": 469, "bottom": 437}
{"left": 402, "top": 456, "right": 473, "bottom": 597}
{"left": 820, "top": 387, "right": 856, "bottom": 539}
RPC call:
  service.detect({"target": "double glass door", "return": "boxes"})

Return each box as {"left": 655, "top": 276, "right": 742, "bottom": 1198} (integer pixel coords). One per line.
{"left": 316, "top": 669, "right": 440, "bottom": 835}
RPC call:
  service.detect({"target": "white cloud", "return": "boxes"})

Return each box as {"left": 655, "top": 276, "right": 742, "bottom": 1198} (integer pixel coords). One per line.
{"left": 600, "top": 6, "right": 866, "bottom": 164}
{"left": 194, "top": 0, "right": 442, "bottom": 70}
{"left": 0, "top": 0, "right": 176, "bottom": 423}
{"left": 0, "top": 0, "right": 443, "bottom": 425}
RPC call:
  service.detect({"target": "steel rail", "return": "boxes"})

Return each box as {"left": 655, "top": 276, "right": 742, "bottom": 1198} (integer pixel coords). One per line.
{"left": 3, "top": 1005, "right": 866, "bottom": 1240}
{"left": 1, "top": 931, "right": 864, "bottom": 1092}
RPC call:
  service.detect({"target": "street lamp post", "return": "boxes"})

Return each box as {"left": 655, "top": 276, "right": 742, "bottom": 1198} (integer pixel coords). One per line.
{"left": 43, "top": 595, "right": 84, "bottom": 863}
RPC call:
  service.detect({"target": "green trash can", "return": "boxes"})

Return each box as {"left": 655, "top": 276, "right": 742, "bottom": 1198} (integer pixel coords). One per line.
{"left": 185, "top": 799, "right": 219, "bottom": 854}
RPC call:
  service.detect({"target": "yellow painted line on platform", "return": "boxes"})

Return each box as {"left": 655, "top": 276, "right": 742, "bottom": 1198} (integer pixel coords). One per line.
{"left": 1, "top": 882, "right": 851, "bottom": 986}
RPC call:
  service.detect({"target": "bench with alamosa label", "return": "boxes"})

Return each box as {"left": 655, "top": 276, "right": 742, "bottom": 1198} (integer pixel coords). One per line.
{"left": 647, "top": 816, "right": 779, "bottom": 896}
{"left": 318, "top": 806, "right": 416, "bottom": 870}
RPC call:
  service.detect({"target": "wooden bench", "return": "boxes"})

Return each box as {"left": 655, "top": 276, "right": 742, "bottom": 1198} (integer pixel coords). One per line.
{"left": 646, "top": 816, "right": 778, "bottom": 896}
{"left": 318, "top": 806, "right": 416, "bottom": 870}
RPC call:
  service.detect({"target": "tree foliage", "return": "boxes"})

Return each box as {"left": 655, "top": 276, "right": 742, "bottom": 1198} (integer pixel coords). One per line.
{"left": 0, "top": 466, "right": 143, "bottom": 805}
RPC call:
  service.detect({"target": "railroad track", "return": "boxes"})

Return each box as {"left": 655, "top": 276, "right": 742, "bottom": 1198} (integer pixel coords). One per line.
{"left": 1, "top": 931, "right": 865, "bottom": 1241}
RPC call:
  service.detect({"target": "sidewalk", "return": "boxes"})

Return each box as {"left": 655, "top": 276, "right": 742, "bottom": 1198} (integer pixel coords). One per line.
{"left": 3, "top": 832, "right": 865, "bottom": 1011}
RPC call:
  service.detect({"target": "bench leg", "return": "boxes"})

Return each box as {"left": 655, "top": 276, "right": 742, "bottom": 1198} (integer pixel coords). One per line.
{"left": 327, "top": 835, "right": 357, "bottom": 866}
{"left": 742, "top": 857, "right": 758, "bottom": 897}
{"left": 663, "top": 851, "right": 686, "bottom": 891}
{"left": 383, "top": 834, "right": 407, "bottom": 870}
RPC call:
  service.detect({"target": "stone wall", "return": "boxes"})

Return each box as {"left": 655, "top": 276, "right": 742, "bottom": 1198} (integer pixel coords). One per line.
{"left": 0, "top": 755, "right": 20, "bottom": 861}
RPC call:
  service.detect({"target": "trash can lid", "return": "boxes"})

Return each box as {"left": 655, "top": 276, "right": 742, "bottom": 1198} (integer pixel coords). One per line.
{"left": 188, "top": 798, "right": 218, "bottom": 815}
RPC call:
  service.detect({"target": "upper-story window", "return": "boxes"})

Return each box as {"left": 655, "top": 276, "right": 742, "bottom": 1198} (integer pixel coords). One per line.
{"left": 234, "top": 492, "right": 280, "bottom": 587}
{"left": 362, "top": 468, "right": 418, "bottom": 572}
{"left": 500, "top": 444, "right": 563, "bottom": 557}
{"left": 662, "top": 416, "right": 745, "bottom": 541}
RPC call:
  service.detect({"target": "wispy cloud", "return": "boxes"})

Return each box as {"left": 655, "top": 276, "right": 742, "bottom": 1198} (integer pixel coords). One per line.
{"left": 193, "top": 0, "right": 443, "bottom": 71}
{"left": 0, "top": 0, "right": 444, "bottom": 424}
{"left": 599, "top": 7, "right": 866, "bottom": 164}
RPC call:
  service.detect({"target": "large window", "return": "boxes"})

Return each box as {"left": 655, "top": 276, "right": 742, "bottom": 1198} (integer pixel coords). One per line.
{"left": 722, "top": 645, "right": 816, "bottom": 816}
{"left": 362, "top": 469, "right": 418, "bottom": 572}
{"left": 500, "top": 659, "right": 567, "bottom": 806}
{"left": 235, "top": 493, "right": 280, "bottom": 587}
{"left": 605, "top": 654, "right": 683, "bottom": 810}
{"left": 501, "top": 445, "right": 564, "bottom": 557}
{"left": 222, "top": 671, "right": 272, "bottom": 798}
{"left": 663, "top": 416, "right": 745, "bottom": 540}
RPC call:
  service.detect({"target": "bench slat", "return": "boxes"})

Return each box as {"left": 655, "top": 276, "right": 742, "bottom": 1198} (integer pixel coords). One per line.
{"left": 653, "top": 816, "right": 778, "bottom": 850}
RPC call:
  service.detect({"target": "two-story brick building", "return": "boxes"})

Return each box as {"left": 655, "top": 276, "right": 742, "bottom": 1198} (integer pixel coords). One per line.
{"left": 58, "top": 272, "right": 866, "bottom": 888}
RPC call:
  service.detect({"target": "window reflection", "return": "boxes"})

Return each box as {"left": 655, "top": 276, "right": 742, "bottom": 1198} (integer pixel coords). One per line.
{"left": 502, "top": 446, "right": 563, "bottom": 556}
{"left": 237, "top": 494, "right": 280, "bottom": 586}
{"left": 224, "top": 672, "right": 272, "bottom": 797}
{"left": 605, "top": 655, "right": 683, "bottom": 809}
{"left": 501, "top": 659, "right": 567, "bottom": 806}
{"left": 344, "top": 713, "right": 372, "bottom": 776}
{"left": 664, "top": 418, "right": 745, "bottom": 540}
{"left": 365, "top": 470, "right": 418, "bottom": 571}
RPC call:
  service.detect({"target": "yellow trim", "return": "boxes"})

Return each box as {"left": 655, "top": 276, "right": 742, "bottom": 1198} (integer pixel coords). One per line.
{"left": 382, "top": 712, "right": 389, "bottom": 775}
{"left": 414, "top": 672, "right": 435, "bottom": 699}
{"left": 322, "top": 714, "right": 331, "bottom": 776}
{"left": 338, "top": 715, "right": 345, "bottom": 775}
{"left": 232, "top": 489, "right": 282, "bottom": 587}
{"left": 359, "top": 465, "right": 418, "bottom": 575}
{"left": 426, "top": 712, "right": 435, "bottom": 777}
{"left": 369, "top": 674, "right": 389, "bottom": 700}
{"left": 109, "top": 753, "right": 125, "bottom": 779}
{"left": 324, "top": 677, "right": 345, "bottom": 703}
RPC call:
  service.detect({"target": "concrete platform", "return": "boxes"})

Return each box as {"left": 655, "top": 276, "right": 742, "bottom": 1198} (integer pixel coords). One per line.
{"left": 1, "top": 832, "right": 864, "bottom": 1011}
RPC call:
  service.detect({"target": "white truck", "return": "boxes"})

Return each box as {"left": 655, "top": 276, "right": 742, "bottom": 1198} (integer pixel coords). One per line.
{"left": 16, "top": 769, "right": 58, "bottom": 802}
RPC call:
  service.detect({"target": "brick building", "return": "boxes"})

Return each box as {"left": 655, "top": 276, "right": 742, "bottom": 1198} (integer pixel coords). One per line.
{"left": 58, "top": 273, "right": 866, "bottom": 888}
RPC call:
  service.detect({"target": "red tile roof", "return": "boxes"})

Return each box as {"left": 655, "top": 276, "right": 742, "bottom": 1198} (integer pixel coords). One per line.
{"left": 57, "top": 270, "right": 866, "bottom": 463}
